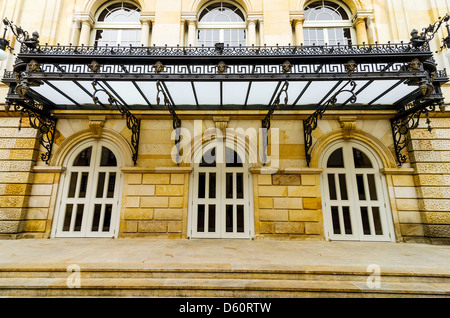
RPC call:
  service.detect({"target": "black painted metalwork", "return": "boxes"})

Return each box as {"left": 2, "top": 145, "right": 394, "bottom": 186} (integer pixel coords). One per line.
{"left": 27, "top": 60, "right": 424, "bottom": 79}
{"left": 18, "top": 42, "right": 432, "bottom": 65}
{"left": 262, "top": 81, "right": 289, "bottom": 130}
{"left": 410, "top": 13, "right": 450, "bottom": 51}
{"left": 390, "top": 85, "right": 445, "bottom": 166}
{"left": 260, "top": 81, "right": 289, "bottom": 165}
{"left": 91, "top": 80, "right": 140, "bottom": 165}
{"left": 156, "top": 80, "right": 182, "bottom": 165}
{"left": 304, "top": 80, "right": 358, "bottom": 167}
{"left": 2, "top": 40, "right": 449, "bottom": 166}
{"left": 1, "top": 18, "right": 40, "bottom": 53}
{"left": 14, "top": 101, "right": 57, "bottom": 164}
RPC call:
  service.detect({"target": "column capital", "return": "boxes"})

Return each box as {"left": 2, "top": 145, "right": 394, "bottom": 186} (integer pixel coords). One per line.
{"left": 352, "top": 9, "right": 374, "bottom": 24}
{"left": 186, "top": 19, "right": 197, "bottom": 27}
{"left": 290, "top": 10, "right": 305, "bottom": 25}
{"left": 73, "top": 12, "right": 94, "bottom": 26}
{"left": 247, "top": 19, "right": 258, "bottom": 27}
{"left": 140, "top": 12, "right": 155, "bottom": 26}
{"left": 182, "top": 12, "right": 197, "bottom": 25}
{"left": 353, "top": 17, "right": 366, "bottom": 27}
{"left": 247, "top": 11, "right": 263, "bottom": 22}
{"left": 139, "top": 17, "right": 154, "bottom": 26}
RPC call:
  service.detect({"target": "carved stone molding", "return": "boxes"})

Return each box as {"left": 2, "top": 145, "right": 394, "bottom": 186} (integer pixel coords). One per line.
{"left": 89, "top": 116, "right": 105, "bottom": 138}
{"left": 339, "top": 116, "right": 357, "bottom": 139}
{"left": 213, "top": 116, "right": 230, "bottom": 136}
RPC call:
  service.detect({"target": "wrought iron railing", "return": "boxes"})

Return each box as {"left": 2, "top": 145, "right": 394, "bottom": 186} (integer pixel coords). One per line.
{"left": 19, "top": 41, "right": 431, "bottom": 57}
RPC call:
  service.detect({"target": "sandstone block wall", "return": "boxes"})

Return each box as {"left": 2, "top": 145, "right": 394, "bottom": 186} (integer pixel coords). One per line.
{"left": 409, "top": 117, "right": 450, "bottom": 245}
{"left": 120, "top": 171, "right": 189, "bottom": 239}
{"left": 254, "top": 172, "right": 323, "bottom": 240}
{"left": 0, "top": 117, "right": 39, "bottom": 238}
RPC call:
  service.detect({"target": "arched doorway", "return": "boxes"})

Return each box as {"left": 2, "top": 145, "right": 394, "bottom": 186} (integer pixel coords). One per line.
{"left": 53, "top": 139, "right": 123, "bottom": 238}
{"left": 188, "top": 139, "right": 254, "bottom": 238}
{"left": 320, "top": 140, "right": 395, "bottom": 241}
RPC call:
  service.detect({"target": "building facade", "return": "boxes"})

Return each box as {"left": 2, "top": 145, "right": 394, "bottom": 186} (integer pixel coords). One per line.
{"left": 0, "top": 0, "right": 449, "bottom": 244}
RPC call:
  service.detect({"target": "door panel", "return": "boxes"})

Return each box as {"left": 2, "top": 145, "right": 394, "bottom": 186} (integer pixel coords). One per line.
{"left": 56, "top": 142, "right": 121, "bottom": 238}
{"left": 322, "top": 143, "right": 394, "bottom": 241}
{"left": 191, "top": 142, "right": 251, "bottom": 238}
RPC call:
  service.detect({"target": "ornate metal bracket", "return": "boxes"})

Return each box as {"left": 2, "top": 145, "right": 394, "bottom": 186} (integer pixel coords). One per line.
{"left": 261, "top": 81, "right": 289, "bottom": 165}
{"left": 7, "top": 77, "right": 57, "bottom": 165}
{"left": 92, "top": 80, "right": 140, "bottom": 165}
{"left": 156, "top": 80, "right": 182, "bottom": 165}
{"left": 391, "top": 99, "right": 442, "bottom": 166}
{"left": 304, "top": 80, "right": 358, "bottom": 166}
{"left": 262, "top": 81, "right": 289, "bottom": 130}
{"left": 14, "top": 101, "right": 57, "bottom": 164}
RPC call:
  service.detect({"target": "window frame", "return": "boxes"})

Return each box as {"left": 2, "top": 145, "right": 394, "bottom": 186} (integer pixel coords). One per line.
{"left": 91, "top": 0, "right": 142, "bottom": 46}
{"left": 303, "top": 0, "right": 356, "bottom": 46}
{"left": 197, "top": 1, "right": 247, "bottom": 47}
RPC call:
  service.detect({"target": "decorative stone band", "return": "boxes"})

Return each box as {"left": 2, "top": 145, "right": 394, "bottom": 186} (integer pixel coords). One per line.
{"left": 250, "top": 167, "right": 323, "bottom": 175}
{"left": 121, "top": 167, "right": 193, "bottom": 174}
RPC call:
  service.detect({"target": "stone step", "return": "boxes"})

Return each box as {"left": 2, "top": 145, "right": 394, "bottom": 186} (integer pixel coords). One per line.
{"left": 0, "top": 277, "right": 449, "bottom": 297}
{"left": 0, "top": 264, "right": 449, "bottom": 297}
{"left": 0, "top": 267, "right": 449, "bottom": 284}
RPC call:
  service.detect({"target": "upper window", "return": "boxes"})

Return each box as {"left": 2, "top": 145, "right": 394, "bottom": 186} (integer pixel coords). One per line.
{"left": 303, "top": 0, "right": 353, "bottom": 46}
{"left": 94, "top": 1, "right": 141, "bottom": 46}
{"left": 199, "top": 2, "right": 245, "bottom": 22}
{"left": 305, "top": 0, "right": 349, "bottom": 21}
{"left": 197, "top": 1, "right": 247, "bottom": 47}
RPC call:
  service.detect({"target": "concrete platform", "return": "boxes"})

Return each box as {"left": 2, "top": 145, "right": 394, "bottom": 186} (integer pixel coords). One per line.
{"left": 0, "top": 238, "right": 449, "bottom": 272}
{"left": 0, "top": 238, "right": 449, "bottom": 298}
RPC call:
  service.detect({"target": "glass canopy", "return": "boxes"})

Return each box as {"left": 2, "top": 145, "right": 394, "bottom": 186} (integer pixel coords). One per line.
{"left": 5, "top": 41, "right": 445, "bottom": 111}
{"left": 3, "top": 42, "right": 447, "bottom": 167}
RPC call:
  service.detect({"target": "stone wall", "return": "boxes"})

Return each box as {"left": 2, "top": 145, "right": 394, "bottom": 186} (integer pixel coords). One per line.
{"left": 384, "top": 170, "right": 421, "bottom": 243}
{"left": 0, "top": 114, "right": 449, "bottom": 244}
{"left": 120, "top": 169, "right": 190, "bottom": 239}
{"left": 0, "top": 117, "right": 39, "bottom": 238}
{"left": 254, "top": 171, "right": 323, "bottom": 240}
{"left": 410, "top": 117, "right": 450, "bottom": 245}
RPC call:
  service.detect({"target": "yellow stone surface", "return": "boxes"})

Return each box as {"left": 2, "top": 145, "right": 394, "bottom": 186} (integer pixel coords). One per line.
{"left": 0, "top": 0, "right": 449, "bottom": 242}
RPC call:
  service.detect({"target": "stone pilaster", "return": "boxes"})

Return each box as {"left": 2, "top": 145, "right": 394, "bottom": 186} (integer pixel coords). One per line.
{"left": 0, "top": 117, "right": 39, "bottom": 239}
{"left": 409, "top": 116, "right": 450, "bottom": 244}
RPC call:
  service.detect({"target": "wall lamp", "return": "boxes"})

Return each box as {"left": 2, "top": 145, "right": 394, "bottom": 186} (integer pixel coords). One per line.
{"left": 0, "top": 17, "right": 39, "bottom": 61}
{"left": 411, "top": 13, "right": 450, "bottom": 59}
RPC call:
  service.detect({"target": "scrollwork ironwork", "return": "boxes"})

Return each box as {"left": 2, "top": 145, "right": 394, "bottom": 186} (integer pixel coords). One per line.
{"left": 261, "top": 81, "right": 289, "bottom": 165}
{"left": 92, "top": 80, "right": 140, "bottom": 165}
{"left": 391, "top": 101, "right": 438, "bottom": 166}
{"left": 304, "top": 81, "right": 358, "bottom": 166}
{"left": 13, "top": 102, "right": 57, "bottom": 164}
{"left": 19, "top": 42, "right": 431, "bottom": 57}
{"left": 156, "top": 80, "right": 182, "bottom": 165}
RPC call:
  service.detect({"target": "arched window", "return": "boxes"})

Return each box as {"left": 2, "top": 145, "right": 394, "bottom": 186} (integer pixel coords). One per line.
{"left": 197, "top": 1, "right": 247, "bottom": 47}
{"left": 93, "top": 1, "right": 142, "bottom": 46}
{"left": 320, "top": 141, "right": 395, "bottom": 241}
{"left": 303, "top": 0, "right": 354, "bottom": 46}
{"left": 53, "top": 140, "right": 123, "bottom": 238}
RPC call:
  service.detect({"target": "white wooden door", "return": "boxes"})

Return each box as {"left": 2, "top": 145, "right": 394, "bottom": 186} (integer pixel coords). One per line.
{"left": 322, "top": 141, "right": 394, "bottom": 241}
{"left": 190, "top": 141, "right": 251, "bottom": 238}
{"left": 54, "top": 140, "right": 122, "bottom": 238}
